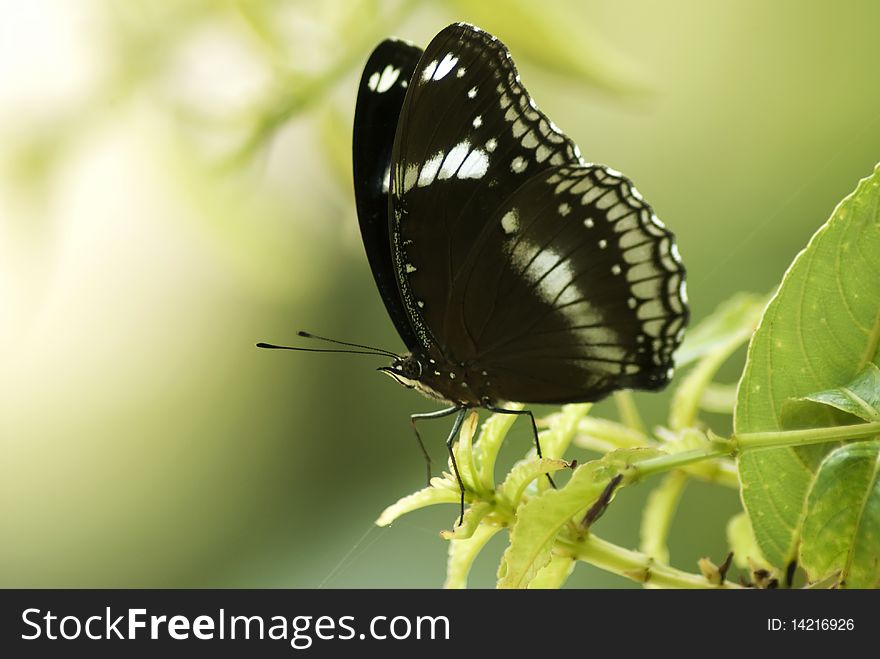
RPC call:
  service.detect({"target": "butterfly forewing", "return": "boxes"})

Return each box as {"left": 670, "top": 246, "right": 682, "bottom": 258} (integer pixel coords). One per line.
{"left": 353, "top": 38, "right": 424, "bottom": 352}
{"left": 389, "top": 24, "right": 582, "bottom": 355}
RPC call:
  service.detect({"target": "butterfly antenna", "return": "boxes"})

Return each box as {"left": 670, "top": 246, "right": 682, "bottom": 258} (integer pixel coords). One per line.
{"left": 295, "top": 330, "right": 400, "bottom": 358}
{"left": 255, "top": 343, "right": 392, "bottom": 357}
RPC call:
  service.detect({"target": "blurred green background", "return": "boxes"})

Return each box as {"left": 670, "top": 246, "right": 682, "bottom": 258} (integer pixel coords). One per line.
{"left": 2, "top": 0, "right": 879, "bottom": 588}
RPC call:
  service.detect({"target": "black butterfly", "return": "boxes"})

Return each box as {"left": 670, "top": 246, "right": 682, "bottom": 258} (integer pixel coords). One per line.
{"left": 264, "top": 23, "right": 688, "bottom": 518}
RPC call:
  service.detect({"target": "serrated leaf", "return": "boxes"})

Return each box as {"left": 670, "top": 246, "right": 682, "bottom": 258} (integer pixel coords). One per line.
{"left": 440, "top": 501, "right": 493, "bottom": 541}
{"left": 444, "top": 523, "right": 503, "bottom": 589}
{"left": 735, "top": 163, "right": 880, "bottom": 570}
{"left": 527, "top": 552, "right": 575, "bottom": 589}
{"left": 497, "top": 448, "right": 658, "bottom": 589}
{"left": 375, "top": 486, "right": 461, "bottom": 527}
{"left": 798, "top": 363, "right": 880, "bottom": 422}
{"left": 726, "top": 512, "right": 770, "bottom": 570}
{"left": 799, "top": 441, "right": 880, "bottom": 588}
{"left": 497, "top": 457, "right": 570, "bottom": 508}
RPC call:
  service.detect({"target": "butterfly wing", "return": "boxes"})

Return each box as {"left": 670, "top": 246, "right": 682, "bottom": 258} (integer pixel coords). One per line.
{"left": 389, "top": 23, "right": 582, "bottom": 354}
{"left": 353, "top": 37, "right": 424, "bottom": 351}
{"left": 461, "top": 164, "right": 688, "bottom": 403}
{"left": 388, "top": 23, "right": 687, "bottom": 403}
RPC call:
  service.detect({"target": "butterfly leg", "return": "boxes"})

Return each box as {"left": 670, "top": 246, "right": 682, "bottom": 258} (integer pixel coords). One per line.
{"left": 443, "top": 407, "right": 469, "bottom": 526}
{"left": 483, "top": 403, "right": 557, "bottom": 489}
{"left": 411, "top": 406, "right": 460, "bottom": 485}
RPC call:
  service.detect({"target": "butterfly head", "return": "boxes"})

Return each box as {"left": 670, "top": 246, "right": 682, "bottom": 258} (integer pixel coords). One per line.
{"left": 378, "top": 354, "right": 423, "bottom": 389}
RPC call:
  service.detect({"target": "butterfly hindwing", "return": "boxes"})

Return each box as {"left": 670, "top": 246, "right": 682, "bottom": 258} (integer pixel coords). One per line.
{"left": 459, "top": 164, "right": 687, "bottom": 403}
{"left": 353, "top": 38, "right": 424, "bottom": 352}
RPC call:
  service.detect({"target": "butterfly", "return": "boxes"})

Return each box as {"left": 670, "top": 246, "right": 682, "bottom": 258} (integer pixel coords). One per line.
{"left": 264, "top": 23, "right": 688, "bottom": 520}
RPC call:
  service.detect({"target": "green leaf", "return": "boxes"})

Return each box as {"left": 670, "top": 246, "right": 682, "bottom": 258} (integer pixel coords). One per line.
{"left": 497, "top": 448, "right": 658, "bottom": 589}
{"left": 453, "top": 411, "right": 481, "bottom": 492}
{"left": 798, "top": 363, "right": 880, "bottom": 422}
{"left": 476, "top": 404, "right": 523, "bottom": 490}
{"left": 799, "top": 441, "right": 880, "bottom": 588}
{"left": 444, "top": 523, "right": 504, "bottom": 589}
{"left": 440, "top": 502, "right": 493, "bottom": 541}
{"left": 527, "top": 552, "right": 575, "bottom": 589}
{"left": 725, "top": 512, "right": 770, "bottom": 571}
{"left": 375, "top": 485, "right": 461, "bottom": 527}
{"left": 497, "top": 458, "right": 570, "bottom": 508}
{"left": 735, "top": 163, "right": 880, "bottom": 570}
{"left": 540, "top": 403, "right": 592, "bottom": 459}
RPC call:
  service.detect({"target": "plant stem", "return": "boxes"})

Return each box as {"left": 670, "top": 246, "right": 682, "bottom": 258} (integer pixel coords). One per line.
{"left": 629, "top": 421, "right": 880, "bottom": 480}
{"left": 731, "top": 421, "right": 880, "bottom": 450}
{"left": 560, "top": 534, "right": 741, "bottom": 589}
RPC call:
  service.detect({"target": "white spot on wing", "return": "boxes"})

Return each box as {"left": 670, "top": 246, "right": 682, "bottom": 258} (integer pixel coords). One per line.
{"left": 558, "top": 203, "right": 571, "bottom": 217}
{"left": 486, "top": 138, "right": 497, "bottom": 152}
{"left": 510, "top": 156, "right": 528, "bottom": 174}
{"left": 432, "top": 53, "right": 459, "bottom": 80}
{"left": 421, "top": 59, "right": 438, "bottom": 82}
{"left": 458, "top": 149, "right": 489, "bottom": 179}
{"left": 418, "top": 152, "right": 443, "bottom": 187}
{"left": 403, "top": 164, "right": 419, "bottom": 192}
{"left": 501, "top": 209, "right": 520, "bottom": 234}
{"left": 439, "top": 141, "right": 471, "bottom": 179}
{"left": 367, "top": 72, "right": 379, "bottom": 91}
{"left": 473, "top": 115, "right": 482, "bottom": 128}
{"left": 468, "top": 86, "right": 477, "bottom": 99}
{"left": 375, "top": 65, "right": 401, "bottom": 93}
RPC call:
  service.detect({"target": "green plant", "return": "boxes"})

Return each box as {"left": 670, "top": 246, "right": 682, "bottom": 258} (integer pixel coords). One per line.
{"left": 377, "top": 163, "right": 880, "bottom": 589}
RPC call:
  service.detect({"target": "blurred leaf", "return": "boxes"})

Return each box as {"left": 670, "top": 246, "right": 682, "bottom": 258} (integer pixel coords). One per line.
{"left": 527, "top": 552, "right": 575, "bottom": 589}
{"left": 571, "top": 416, "right": 648, "bottom": 453}
{"left": 735, "top": 163, "right": 880, "bottom": 570}
{"left": 725, "top": 512, "right": 770, "bottom": 571}
{"left": 797, "top": 363, "right": 880, "bottom": 422}
{"left": 444, "top": 523, "right": 503, "bottom": 589}
{"left": 444, "top": 0, "right": 649, "bottom": 95}
{"left": 799, "top": 441, "right": 880, "bottom": 588}
{"left": 639, "top": 471, "right": 687, "bottom": 565}
{"left": 699, "top": 383, "right": 737, "bottom": 415}
{"left": 318, "top": 105, "right": 355, "bottom": 192}
{"left": 540, "top": 403, "right": 592, "bottom": 459}
{"left": 675, "top": 293, "right": 767, "bottom": 369}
